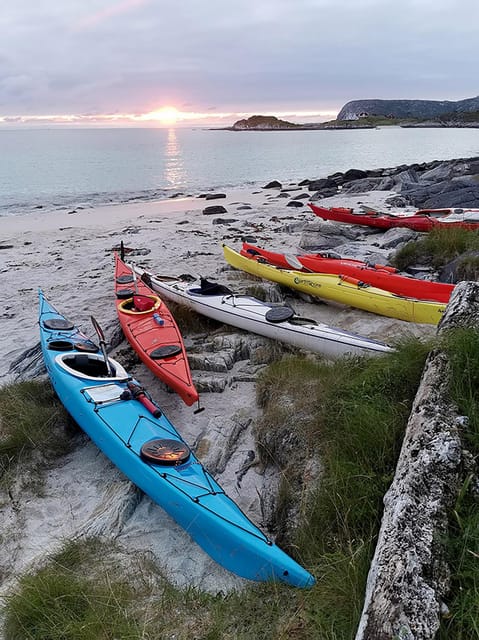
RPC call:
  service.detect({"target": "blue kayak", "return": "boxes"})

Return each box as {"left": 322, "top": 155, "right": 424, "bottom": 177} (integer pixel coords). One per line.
{"left": 38, "top": 290, "right": 314, "bottom": 588}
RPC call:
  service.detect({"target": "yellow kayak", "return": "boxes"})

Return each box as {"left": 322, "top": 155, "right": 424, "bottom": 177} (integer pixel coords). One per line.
{"left": 222, "top": 244, "right": 446, "bottom": 325}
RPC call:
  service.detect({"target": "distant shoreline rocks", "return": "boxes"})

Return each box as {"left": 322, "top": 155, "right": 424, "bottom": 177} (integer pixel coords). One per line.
{"left": 258, "top": 156, "right": 479, "bottom": 211}
{"left": 216, "top": 95, "right": 479, "bottom": 131}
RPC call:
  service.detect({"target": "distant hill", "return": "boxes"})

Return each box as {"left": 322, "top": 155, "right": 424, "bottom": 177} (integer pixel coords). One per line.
{"left": 230, "top": 115, "right": 300, "bottom": 130}
{"left": 337, "top": 96, "right": 479, "bottom": 121}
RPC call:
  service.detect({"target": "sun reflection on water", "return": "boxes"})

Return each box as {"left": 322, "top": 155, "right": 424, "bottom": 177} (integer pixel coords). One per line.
{"left": 164, "top": 128, "right": 186, "bottom": 188}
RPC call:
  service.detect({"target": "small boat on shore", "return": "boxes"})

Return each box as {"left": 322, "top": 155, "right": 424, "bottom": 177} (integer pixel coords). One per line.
{"left": 114, "top": 252, "right": 198, "bottom": 407}
{"left": 309, "top": 203, "right": 479, "bottom": 232}
{"left": 222, "top": 245, "right": 446, "bottom": 325}
{"left": 131, "top": 266, "right": 393, "bottom": 358}
{"left": 241, "top": 242, "right": 455, "bottom": 304}
{"left": 38, "top": 290, "right": 315, "bottom": 588}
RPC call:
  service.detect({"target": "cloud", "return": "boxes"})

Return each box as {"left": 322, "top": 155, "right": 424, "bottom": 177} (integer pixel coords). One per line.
{"left": 0, "top": 0, "right": 478, "bottom": 122}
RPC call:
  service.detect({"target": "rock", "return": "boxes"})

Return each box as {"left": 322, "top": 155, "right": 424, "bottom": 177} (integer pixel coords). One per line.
{"left": 205, "top": 193, "right": 227, "bottom": 200}
{"left": 293, "top": 193, "right": 311, "bottom": 199}
{"left": 203, "top": 205, "right": 227, "bottom": 215}
{"left": 377, "top": 227, "right": 419, "bottom": 250}
{"left": 212, "top": 218, "right": 239, "bottom": 225}
{"left": 310, "top": 187, "right": 340, "bottom": 200}
{"left": 341, "top": 177, "right": 384, "bottom": 193}
{"left": 307, "top": 178, "right": 338, "bottom": 191}
{"left": 263, "top": 180, "right": 282, "bottom": 189}
{"left": 438, "top": 251, "right": 479, "bottom": 283}
{"left": 343, "top": 168, "right": 368, "bottom": 181}
{"left": 286, "top": 200, "right": 304, "bottom": 207}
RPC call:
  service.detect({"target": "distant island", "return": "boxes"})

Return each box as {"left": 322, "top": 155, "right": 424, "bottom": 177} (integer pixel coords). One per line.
{"left": 223, "top": 96, "right": 479, "bottom": 130}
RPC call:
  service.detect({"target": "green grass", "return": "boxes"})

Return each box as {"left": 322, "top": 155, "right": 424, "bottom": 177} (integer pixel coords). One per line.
{"left": 254, "top": 336, "right": 433, "bottom": 637}
{"left": 3, "top": 539, "right": 141, "bottom": 640}
{"left": 437, "top": 328, "right": 479, "bottom": 638}
{"left": 391, "top": 227, "right": 479, "bottom": 273}
{"left": 6, "top": 332, "right": 479, "bottom": 638}
{"left": 0, "top": 380, "right": 72, "bottom": 484}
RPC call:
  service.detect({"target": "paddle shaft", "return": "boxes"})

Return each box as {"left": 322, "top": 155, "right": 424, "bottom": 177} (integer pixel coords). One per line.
{"left": 90, "top": 316, "right": 114, "bottom": 377}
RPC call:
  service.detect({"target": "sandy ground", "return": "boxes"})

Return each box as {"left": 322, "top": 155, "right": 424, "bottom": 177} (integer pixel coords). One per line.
{"left": 0, "top": 185, "right": 434, "bottom": 382}
{"left": 0, "top": 183, "right": 437, "bottom": 596}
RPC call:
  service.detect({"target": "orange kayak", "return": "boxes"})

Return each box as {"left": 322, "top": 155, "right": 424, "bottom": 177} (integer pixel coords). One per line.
{"left": 114, "top": 252, "right": 198, "bottom": 406}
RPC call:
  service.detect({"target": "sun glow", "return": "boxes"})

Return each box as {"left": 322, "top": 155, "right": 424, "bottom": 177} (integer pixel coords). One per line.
{"left": 141, "top": 106, "right": 180, "bottom": 125}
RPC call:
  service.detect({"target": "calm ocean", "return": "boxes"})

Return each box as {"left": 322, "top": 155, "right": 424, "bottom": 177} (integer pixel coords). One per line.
{"left": 1, "top": 127, "right": 478, "bottom": 217}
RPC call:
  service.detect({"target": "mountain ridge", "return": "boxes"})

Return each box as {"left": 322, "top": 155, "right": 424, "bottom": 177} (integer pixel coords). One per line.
{"left": 337, "top": 95, "right": 479, "bottom": 120}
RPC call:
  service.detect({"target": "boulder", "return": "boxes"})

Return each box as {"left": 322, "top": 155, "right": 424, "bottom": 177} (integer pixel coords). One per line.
{"left": 203, "top": 205, "right": 227, "bottom": 215}
{"left": 286, "top": 200, "right": 304, "bottom": 207}
{"left": 263, "top": 180, "right": 282, "bottom": 189}
{"left": 307, "top": 178, "right": 338, "bottom": 192}
{"left": 205, "top": 193, "right": 227, "bottom": 200}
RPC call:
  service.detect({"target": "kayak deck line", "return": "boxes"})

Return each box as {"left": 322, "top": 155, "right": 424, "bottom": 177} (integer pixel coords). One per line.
{"left": 84, "top": 391, "right": 274, "bottom": 545}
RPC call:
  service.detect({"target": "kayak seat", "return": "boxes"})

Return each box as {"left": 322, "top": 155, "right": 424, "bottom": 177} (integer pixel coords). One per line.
{"left": 118, "top": 295, "right": 161, "bottom": 314}
{"left": 64, "top": 353, "right": 111, "bottom": 377}
{"left": 189, "top": 278, "right": 233, "bottom": 296}
{"left": 150, "top": 345, "right": 182, "bottom": 359}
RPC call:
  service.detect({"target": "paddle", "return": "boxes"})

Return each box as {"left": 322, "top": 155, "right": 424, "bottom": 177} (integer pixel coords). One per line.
{"left": 91, "top": 315, "right": 114, "bottom": 377}
{"left": 284, "top": 253, "right": 314, "bottom": 272}
{"left": 130, "top": 261, "right": 156, "bottom": 312}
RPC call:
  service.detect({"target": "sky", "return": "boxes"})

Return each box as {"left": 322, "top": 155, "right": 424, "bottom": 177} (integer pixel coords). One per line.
{"left": 1, "top": 0, "right": 478, "bottom": 127}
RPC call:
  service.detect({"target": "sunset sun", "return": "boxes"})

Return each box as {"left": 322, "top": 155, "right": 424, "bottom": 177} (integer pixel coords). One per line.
{"left": 146, "top": 106, "right": 180, "bottom": 125}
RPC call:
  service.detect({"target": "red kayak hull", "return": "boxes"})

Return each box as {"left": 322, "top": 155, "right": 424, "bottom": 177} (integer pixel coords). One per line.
{"left": 308, "top": 203, "right": 479, "bottom": 232}
{"left": 241, "top": 242, "right": 455, "bottom": 303}
{"left": 114, "top": 253, "right": 198, "bottom": 406}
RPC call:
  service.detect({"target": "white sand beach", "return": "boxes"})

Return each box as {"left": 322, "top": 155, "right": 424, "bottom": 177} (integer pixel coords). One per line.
{"left": 0, "top": 183, "right": 437, "bottom": 593}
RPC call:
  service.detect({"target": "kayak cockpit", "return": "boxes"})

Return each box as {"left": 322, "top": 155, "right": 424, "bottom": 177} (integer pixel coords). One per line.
{"left": 189, "top": 278, "right": 233, "bottom": 296}
{"left": 55, "top": 352, "right": 128, "bottom": 381}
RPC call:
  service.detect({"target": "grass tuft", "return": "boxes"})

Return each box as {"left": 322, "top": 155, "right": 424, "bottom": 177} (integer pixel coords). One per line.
{"left": 0, "top": 380, "right": 72, "bottom": 483}
{"left": 392, "top": 227, "right": 479, "bottom": 273}
{"left": 3, "top": 539, "right": 140, "bottom": 640}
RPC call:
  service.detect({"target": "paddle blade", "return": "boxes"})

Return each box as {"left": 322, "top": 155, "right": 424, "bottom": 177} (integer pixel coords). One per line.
{"left": 90, "top": 315, "right": 113, "bottom": 377}
{"left": 284, "top": 254, "right": 305, "bottom": 270}
{"left": 91, "top": 315, "right": 106, "bottom": 341}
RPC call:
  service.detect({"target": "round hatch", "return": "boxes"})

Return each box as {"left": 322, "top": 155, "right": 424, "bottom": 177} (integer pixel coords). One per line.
{"left": 140, "top": 438, "right": 191, "bottom": 465}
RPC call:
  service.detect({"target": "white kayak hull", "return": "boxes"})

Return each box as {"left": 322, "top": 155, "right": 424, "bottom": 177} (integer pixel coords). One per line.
{"left": 132, "top": 268, "right": 393, "bottom": 359}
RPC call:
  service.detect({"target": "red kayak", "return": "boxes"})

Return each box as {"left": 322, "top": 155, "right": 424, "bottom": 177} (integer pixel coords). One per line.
{"left": 114, "top": 252, "right": 199, "bottom": 407}
{"left": 240, "top": 242, "right": 455, "bottom": 303}
{"left": 309, "top": 203, "right": 479, "bottom": 232}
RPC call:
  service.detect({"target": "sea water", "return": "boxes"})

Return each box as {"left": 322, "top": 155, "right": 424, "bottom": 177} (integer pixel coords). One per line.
{"left": 1, "top": 126, "right": 478, "bottom": 217}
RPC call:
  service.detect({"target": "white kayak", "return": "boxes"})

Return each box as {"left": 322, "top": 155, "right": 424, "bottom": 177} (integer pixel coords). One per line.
{"left": 132, "top": 267, "right": 393, "bottom": 359}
